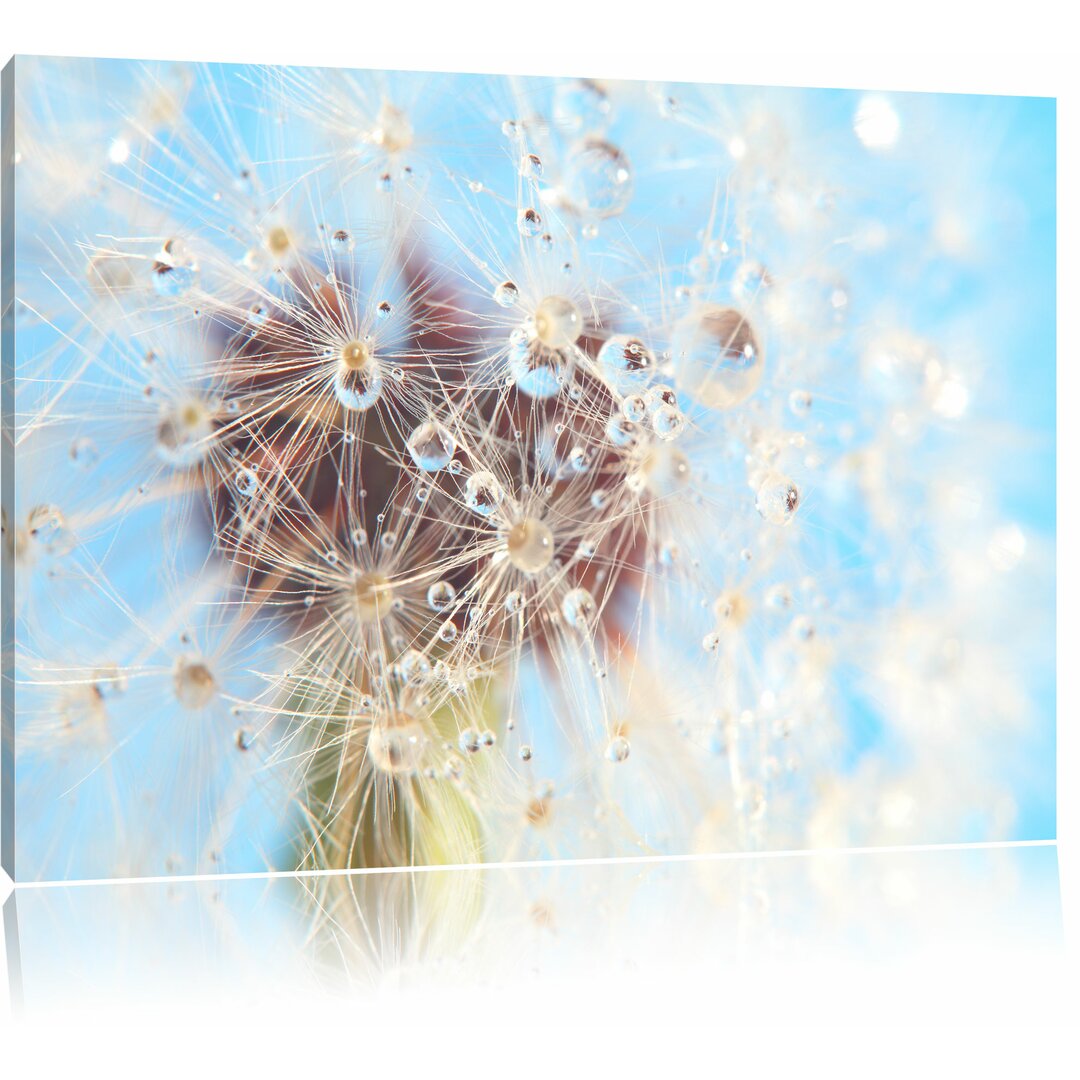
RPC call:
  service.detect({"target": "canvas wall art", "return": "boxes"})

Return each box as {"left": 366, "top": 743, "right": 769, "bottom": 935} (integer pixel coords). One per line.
{"left": 0, "top": 57, "right": 1055, "bottom": 882}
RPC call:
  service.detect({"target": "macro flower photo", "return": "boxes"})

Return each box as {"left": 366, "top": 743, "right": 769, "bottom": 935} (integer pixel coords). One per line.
{"left": 1, "top": 56, "right": 1055, "bottom": 885}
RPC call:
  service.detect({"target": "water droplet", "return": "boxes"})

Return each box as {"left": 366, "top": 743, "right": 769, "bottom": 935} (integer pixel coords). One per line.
{"left": 605, "top": 414, "right": 638, "bottom": 448}
{"left": 151, "top": 238, "right": 198, "bottom": 296}
{"left": 605, "top": 735, "right": 631, "bottom": 763}
{"left": 427, "top": 580, "right": 456, "bottom": 611}
{"left": 505, "top": 518, "right": 555, "bottom": 574}
{"left": 233, "top": 465, "right": 258, "bottom": 496}
{"left": 459, "top": 728, "right": 481, "bottom": 754}
{"left": 438, "top": 620, "right": 458, "bottom": 643}
{"left": 622, "top": 395, "right": 647, "bottom": 423}
{"left": 369, "top": 715, "right": 425, "bottom": 774}
{"left": 534, "top": 295, "right": 582, "bottom": 349}
{"left": 376, "top": 300, "right": 393, "bottom": 320}
{"left": 505, "top": 590, "right": 525, "bottom": 614}
{"left": 788, "top": 389, "right": 813, "bottom": 416}
{"left": 651, "top": 404, "right": 685, "bottom": 441}
{"left": 673, "top": 306, "right": 764, "bottom": 410}
{"left": 331, "top": 229, "right": 354, "bottom": 253}
{"left": 508, "top": 327, "right": 569, "bottom": 399}
{"left": 494, "top": 280, "right": 520, "bottom": 308}
{"left": 334, "top": 340, "right": 383, "bottom": 411}
{"left": 69, "top": 437, "right": 98, "bottom": 469}
{"left": 518, "top": 207, "right": 544, "bottom": 237}
{"left": 519, "top": 153, "right": 543, "bottom": 180}
{"left": 465, "top": 470, "right": 502, "bottom": 515}
{"left": 519, "top": 745, "right": 533, "bottom": 761}
{"left": 561, "top": 587, "right": 597, "bottom": 632}
{"left": 397, "top": 649, "right": 431, "bottom": 685}
{"left": 732, "top": 261, "right": 773, "bottom": 305}
{"left": 174, "top": 657, "right": 217, "bottom": 710}
{"left": 563, "top": 138, "right": 633, "bottom": 218}
{"left": 407, "top": 421, "right": 456, "bottom": 472}
{"left": 597, "top": 334, "right": 655, "bottom": 386}
{"left": 755, "top": 473, "right": 800, "bottom": 525}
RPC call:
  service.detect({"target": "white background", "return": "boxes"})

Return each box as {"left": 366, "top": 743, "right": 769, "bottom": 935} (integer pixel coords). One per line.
{"left": 1, "top": 3, "right": 1077, "bottom": 1073}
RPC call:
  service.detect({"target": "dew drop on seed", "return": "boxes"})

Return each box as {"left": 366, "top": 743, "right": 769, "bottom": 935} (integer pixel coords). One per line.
{"left": 755, "top": 472, "right": 800, "bottom": 526}
{"left": 597, "top": 334, "right": 655, "bottom": 386}
{"left": 369, "top": 716, "right": 424, "bottom": 775}
{"left": 508, "top": 328, "right": 568, "bottom": 399}
{"left": 788, "top": 389, "right": 813, "bottom": 416}
{"left": 519, "top": 153, "right": 543, "bottom": 180}
{"left": 605, "top": 735, "right": 631, "bottom": 763}
{"left": 518, "top": 207, "right": 543, "bottom": 237}
{"left": 494, "top": 280, "right": 520, "bottom": 308}
{"left": 465, "top": 470, "right": 502, "bottom": 515}
{"left": 622, "top": 395, "right": 647, "bottom": 423}
{"left": 673, "top": 306, "right": 764, "bottom": 410}
{"left": 563, "top": 138, "right": 633, "bottom": 218}
{"left": 505, "top": 518, "right": 555, "bottom": 574}
{"left": 174, "top": 657, "right": 217, "bottom": 710}
{"left": 69, "top": 437, "right": 99, "bottom": 469}
{"left": 331, "top": 229, "right": 354, "bottom": 253}
{"left": 605, "top": 414, "right": 637, "bottom": 448}
{"left": 732, "top": 260, "right": 773, "bottom": 305}
{"left": 533, "top": 295, "right": 582, "bottom": 349}
{"left": 407, "top": 421, "right": 456, "bottom": 472}
{"left": 427, "top": 580, "right": 456, "bottom": 611}
{"left": 561, "top": 587, "right": 597, "bottom": 632}
{"left": 651, "top": 404, "right": 685, "bottom": 440}
{"left": 233, "top": 465, "right": 258, "bottom": 497}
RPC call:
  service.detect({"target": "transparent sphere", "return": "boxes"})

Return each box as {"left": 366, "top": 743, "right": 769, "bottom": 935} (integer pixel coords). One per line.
{"left": 562, "top": 587, "right": 597, "bottom": 632}
{"left": 605, "top": 735, "right": 631, "bottom": 763}
{"left": 596, "top": 334, "right": 655, "bottom": 386}
{"left": 427, "top": 580, "right": 456, "bottom": 611}
{"left": 638, "top": 444, "right": 691, "bottom": 498}
{"left": 174, "top": 657, "right": 217, "bottom": 710}
{"left": 465, "top": 470, "right": 502, "bottom": 515}
{"left": 534, "top": 295, "right": 583, "bottom": 349}
{"left": 407, "top": 420, "right": 456, "bottom": 472}
{"left": 156, "top": 400, "right": 215, "bottom": 466}
{"left": 334, "top": 340, "right": 383, "bottom": 412}
{"left": 563, "top": 138, "right": 634, "bottom": 218}
{"left": 368, "top": 714, "right": 424, "bottom": 775}
{"left": 493, "top": 280, "right": 520, "bottom": 308}
{"left": 506, "top": 517, "right": 555, "bottom": 574}
{"left": 352, "top": 571, "right": 394, "bottom": 623}
{"left": 674, "top": 306, "right": 764, "bottom": 410}
{"left": 508, "top": 328, "right": 568, "bottom": 399}
{"left": 755, "top": 472, "right": 800, "bottom": 526}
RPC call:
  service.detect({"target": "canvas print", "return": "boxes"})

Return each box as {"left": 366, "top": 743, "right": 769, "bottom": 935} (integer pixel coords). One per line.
{"left": 0, "top": 57, "right": 1055, "bottom": 882}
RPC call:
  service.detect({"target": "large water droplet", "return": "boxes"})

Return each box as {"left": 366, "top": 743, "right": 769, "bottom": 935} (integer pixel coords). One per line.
{"left": 505, "top": 518, "right": 555, "bottom": 574}
{"left": 407, "top": 421, "right": 456, "bottom": 472}
{"left": 673, "top": 306, "right": 764, "bottom": 410}
{"left": 563, "top": 139, "right": 633, "bottom": 218}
